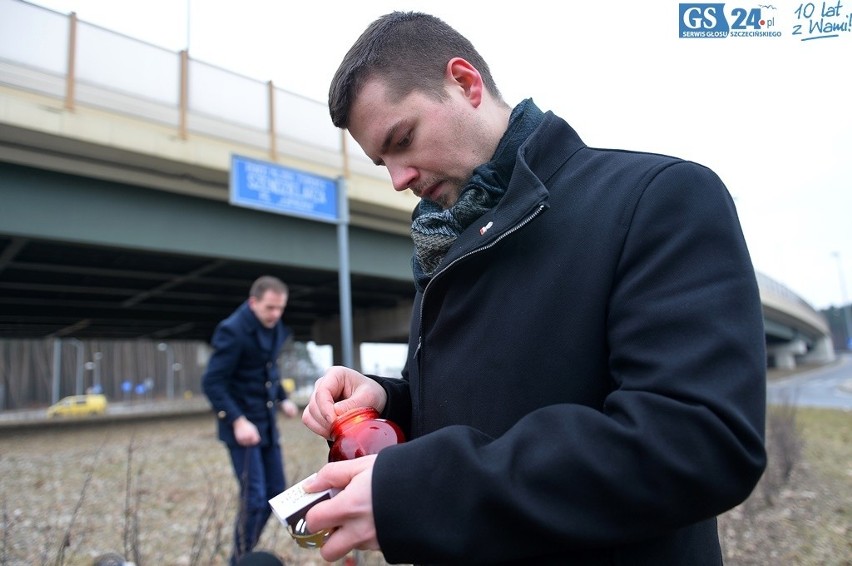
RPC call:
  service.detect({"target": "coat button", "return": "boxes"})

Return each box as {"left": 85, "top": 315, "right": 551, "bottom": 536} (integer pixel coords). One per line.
{"left": 217, "top": 410, "right": 226, "bottom": 419}
{"left": 265, "top": 381, "right": 272, "bottom": 388}
{"left": 266, "top": 401, "right": 273, "bottom": 408}
{"left": 267, "top": 362, "right": 273, "bottom": 369}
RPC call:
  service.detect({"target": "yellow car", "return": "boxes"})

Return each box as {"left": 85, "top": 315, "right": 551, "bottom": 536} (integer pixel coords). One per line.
{"left": 46, "top": 394, "right": 108, "bottom": 417}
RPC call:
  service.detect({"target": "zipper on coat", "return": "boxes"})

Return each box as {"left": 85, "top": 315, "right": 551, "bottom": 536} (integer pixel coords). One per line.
{"left": 413, "top": 203, "right": 546, "bottom": 433}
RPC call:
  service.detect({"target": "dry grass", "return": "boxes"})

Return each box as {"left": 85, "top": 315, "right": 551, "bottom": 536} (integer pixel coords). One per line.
{"left": 0, "top": 413, "right": 383, "bottom": 566}
{"left": 719, "top": 407, "right": 852, "bottom": 565}
{"left": 0, "top": 405, "right": 849, "bottom": 565}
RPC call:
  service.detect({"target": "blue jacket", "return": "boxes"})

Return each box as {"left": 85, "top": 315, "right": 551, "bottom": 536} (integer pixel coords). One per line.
{"left": 371, "top": 112, "right": 767, "bottom": 564}
{"left": 202, "top": 301, "right": 290, "bottom": 447}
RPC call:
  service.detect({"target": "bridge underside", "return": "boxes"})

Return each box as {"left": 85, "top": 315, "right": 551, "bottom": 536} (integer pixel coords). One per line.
{"left": 0, "top": 162, "right": 416, "bottom": 344}
{"left": 0, "top": 160, "right": 835, "bottom": 373}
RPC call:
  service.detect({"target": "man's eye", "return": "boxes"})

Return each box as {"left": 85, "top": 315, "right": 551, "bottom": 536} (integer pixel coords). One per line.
{"left": 398, "top": 134, "right": 411, "bottom": 148}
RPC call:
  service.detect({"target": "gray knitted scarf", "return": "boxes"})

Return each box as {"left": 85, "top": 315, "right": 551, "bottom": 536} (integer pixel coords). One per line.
{"left": 410, "top": 98, "right": 544, "bottom": 290}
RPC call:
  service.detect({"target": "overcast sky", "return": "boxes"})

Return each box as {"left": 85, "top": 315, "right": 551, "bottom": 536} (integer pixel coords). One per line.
{"left": 18, "top": 0, "right": 852, "bottom": 311}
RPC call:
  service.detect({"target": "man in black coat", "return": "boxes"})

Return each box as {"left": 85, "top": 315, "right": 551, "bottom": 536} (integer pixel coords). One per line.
{"left": 301, "top": 12, "right": 767, "bottom": 565}
{"left": 203, "top": 275, "right": 299, "bottom": 565}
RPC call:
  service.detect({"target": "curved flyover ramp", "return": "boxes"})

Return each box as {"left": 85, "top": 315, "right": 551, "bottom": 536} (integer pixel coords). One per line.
{"left": 757, "top": 272, "right": 834, "bottom": 369}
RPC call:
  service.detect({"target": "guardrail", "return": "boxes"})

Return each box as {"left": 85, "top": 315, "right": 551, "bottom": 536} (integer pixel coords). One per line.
{"left": 0, "top": 397, "right": 211, "bottom": 434}
{"left": 0, "top": 0, "right": 374, "bottom": 178}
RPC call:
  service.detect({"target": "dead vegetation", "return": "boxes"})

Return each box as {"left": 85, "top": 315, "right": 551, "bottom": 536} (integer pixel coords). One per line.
{"left": 719, "top": 405, "right": 851, "bottom": 565}
{"left": 0, "top": 403, "right": 849, "bottom": 565}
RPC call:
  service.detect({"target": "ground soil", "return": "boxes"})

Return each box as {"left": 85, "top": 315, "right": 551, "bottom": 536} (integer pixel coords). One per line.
{"left": 0, "top": 399, "right": 849, "bottom": 565}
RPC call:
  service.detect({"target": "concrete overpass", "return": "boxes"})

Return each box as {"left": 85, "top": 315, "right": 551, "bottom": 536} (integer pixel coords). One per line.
{"left": 757, "top": 273, "right": 834, "bottom": 369}
{"left": 0, "top": 0, "right": 424, "bottom": 369}
{"left": 0, "top": 0, "right": 834, "bottom": 371}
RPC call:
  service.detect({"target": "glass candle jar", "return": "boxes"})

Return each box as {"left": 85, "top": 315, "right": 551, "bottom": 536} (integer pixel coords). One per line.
{"left": 328, "top": 406, "right": 405, "bottom": 462}
{"left": 287, "top": 407, "right": 404, "bottom": 549}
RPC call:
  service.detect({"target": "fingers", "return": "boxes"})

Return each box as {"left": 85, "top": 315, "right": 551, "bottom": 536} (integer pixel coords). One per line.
{"left": 304, "top": 455, "right": 375, "bottom": 492}
{"left": 303, "top": 456, "right": 379, "bottom": 561}
{"left": 281, "top": 399, "right": 299, "bottom": 418}
{"left": 236, "top": 430, "right": 259, "bottom": 446}
{"left": 302, "top": 366, "right": 366, "bottom": 436}
{"left": 234, "top": 418, "right": 260, "bottom": 446}
{"left": 301, "top": 375, "right": 339, "bottom": 437}
{"left": 302, "top": 366, "right": 390, "bottom": 438}
{"left": 312, "top": 371, "right": 344, "bottom": 424}
{"left": 320, "top": 518, "right": 381, "bottom": 562}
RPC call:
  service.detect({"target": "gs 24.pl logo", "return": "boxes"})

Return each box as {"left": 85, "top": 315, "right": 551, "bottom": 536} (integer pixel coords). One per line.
{"left": 679, "top": 4, "right": 782, "bottom": 37}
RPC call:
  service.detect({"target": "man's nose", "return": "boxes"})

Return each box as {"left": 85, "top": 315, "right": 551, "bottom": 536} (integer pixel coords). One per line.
{"left": 387, "top": 163, "right": 417, "bottom": 192}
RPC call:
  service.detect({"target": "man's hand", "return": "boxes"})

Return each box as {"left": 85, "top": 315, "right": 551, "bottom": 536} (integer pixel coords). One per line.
{"left": 233, "top": 415, "right": 260, "bottom": 446}
{"left": 302, "top": 366, "right": 388, "bottom": 438}
{"left": 304, "top": 455, "right": 379, "bottom": 562}
{"left": 280, "top": 398, "right": 299, "bottom": 418}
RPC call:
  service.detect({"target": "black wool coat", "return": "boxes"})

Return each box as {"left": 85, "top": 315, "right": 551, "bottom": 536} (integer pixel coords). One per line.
{"left": 370, "top": 111, "right": 767, "bottom": 565}
{"left": 202, "top": 300, "right": 290, "bottom": 447}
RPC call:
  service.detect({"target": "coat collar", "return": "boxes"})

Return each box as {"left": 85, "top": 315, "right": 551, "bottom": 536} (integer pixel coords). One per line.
{"left": 435, "top": 112, "right": 586, "bottom": 268}
{"left": 236, "top": 300, "right": 281, "bottom": 348}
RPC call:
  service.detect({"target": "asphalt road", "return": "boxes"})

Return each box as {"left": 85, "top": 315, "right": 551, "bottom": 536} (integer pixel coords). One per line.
{"left": 3, "top": 354, "right": 850, "bottom": 430}
{"left": 767, "top": 352, "right": 852, "bottom": 410}
{"left": 0, "top": 396, "right": 210, "bottom": 432}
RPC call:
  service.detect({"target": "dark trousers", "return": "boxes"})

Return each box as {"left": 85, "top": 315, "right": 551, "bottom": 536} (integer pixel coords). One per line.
{"left": 227, "top": 441, "right": 286, "bottom": 566}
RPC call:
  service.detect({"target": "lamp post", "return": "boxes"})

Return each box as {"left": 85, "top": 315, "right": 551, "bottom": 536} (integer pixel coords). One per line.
{"left": 185, "top": 0, "right": 191, "bottom": 52}
{"left": 83, "top": 351, "right": 102, "bottom": 393}
{"left": 158, "top": 343, "right": 175, "bottom": 400}
{"left": 93, "top": 351, "right": 102, "bottom": 391}
{"left": 69, "top": 338, "right": 84, "bottom": 395}
{"left": 832, "top": 252, "right": 852, "bottom": 350}
{"left": 174, "top": 362, "right": 184, "bottom": 397}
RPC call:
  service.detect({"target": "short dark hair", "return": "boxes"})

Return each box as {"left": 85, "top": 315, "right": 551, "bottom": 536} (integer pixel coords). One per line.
{"left": 328, "top": 11, "right": 502, "bottom": 128}
{"left": 250, "top": 276, "right": 288, "bottom": 299}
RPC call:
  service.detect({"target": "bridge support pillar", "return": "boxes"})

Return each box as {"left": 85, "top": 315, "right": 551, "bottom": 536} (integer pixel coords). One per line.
{"left": 311, "top": 329, "right": 363, "bottom": 372}
{"left": 802, "top": 336, "right": 836, "bottom": 364}
{"left": 768, "top": 339, "right": 807, "bottom": 370}
{"left": 312, "top": 301, "right": 413, "bottom": 373}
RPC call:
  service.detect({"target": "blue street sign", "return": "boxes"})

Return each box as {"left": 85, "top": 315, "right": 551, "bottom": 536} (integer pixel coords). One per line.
{"left": 229, "top": 154, "right": 339, "bottom": 223}
{"left": 229, "top": 154, "right": 355, "bottom": 368}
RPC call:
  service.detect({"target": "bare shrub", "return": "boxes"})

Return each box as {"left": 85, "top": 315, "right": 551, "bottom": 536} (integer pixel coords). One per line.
{"left": 123, "top": 436, "right": 144, "bottom": 566}
{"left": 52, "top": 440, "right": 105, "bottom": 566}
{"left": 758, "top": 398, "right": 804, "bottom": 507}
{"left": 719, "top": 395, "right": 807, "bottom": 562}
{"left": 1, "top": 499, "right": 8, "bottom": 565}
{"left": 188, "top": 480, "right": 230, "bottom": 566}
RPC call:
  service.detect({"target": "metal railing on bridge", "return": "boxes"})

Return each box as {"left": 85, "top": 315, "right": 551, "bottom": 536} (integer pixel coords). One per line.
{"left": 0, "top": 0, "right": 377, "bottom": 179}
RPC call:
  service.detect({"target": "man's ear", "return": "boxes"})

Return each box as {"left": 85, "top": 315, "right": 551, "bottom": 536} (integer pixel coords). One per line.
{"left": 445, "top": 57, "right": 484, "bottom": 108}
